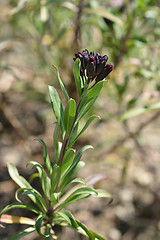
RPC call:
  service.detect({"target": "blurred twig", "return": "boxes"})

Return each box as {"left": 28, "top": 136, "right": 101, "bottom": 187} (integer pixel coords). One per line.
{"left": 72, "top": 0, "right": 84, "bottom": 50}
{"left": 98, "top": 111, "right": 160, "bottom": 157}
{"left": 122, "top": 120, "right": 146, "bottom": 161}
{"left": 0, "top": 94, "right": 28, "bottom": 139}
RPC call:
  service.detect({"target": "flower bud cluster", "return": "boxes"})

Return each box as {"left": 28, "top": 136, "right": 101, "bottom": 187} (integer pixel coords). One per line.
{"left": 73, "top": 49, "right": 113, "bottom": 85}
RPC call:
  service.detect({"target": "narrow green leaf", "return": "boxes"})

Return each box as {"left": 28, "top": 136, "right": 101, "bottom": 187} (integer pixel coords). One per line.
{"left": 62, "top": 210, "right": 78, "bottom": 228}
{"left": 52, "top": 65, "right": 70, "bottom": 101}
{"left": 68, "top": 145, "right": 93, "bottom": 172}
{"left": 8, "top": 163, "right": 31, "bottom": 189}
{"left": 72, "top": 115, "right": 100, "bottom": 145}
{"left": 59, "top": 145, "right": 92, "bottom": 192}
{"left": 78, "top": 98, "right": 96, "bottom": 120}
{"left": 68, "top": 122, "right": 79, "bottom": 148}
{"left": 59, "top": 161, "right": 85, "bottom": 193}
{"left": 43, "top": 224, "right": 51, "bottom": 239}
{"left": 61, "top": 148, "right": 75, "bottom": 176}
{"left": 95, "top": 189, "right": 112, "bottom": 199}
{"left": 76, "top": 219, "right": 95, "bottom": 240}
{"left": 51, "top": 165, "right": 61, "bottom": 193}
{"left": 57, "top": 141, "right": 62, "bottom": 159}
{"left": 53, "top": 123, "right": 60, "bottom": 163}
{"left": 78, "top": 81, "right": 104, "bottom": 120}
{"left": 35, "top": 215, "right": 45, "bottom": 237}
{"left": 49, "top": 85, "right": 64, "bottom": 133}
{"left": 9, "top": 227, "right": 35, "bottom": 240}
{"left": 50, "top": 192, "right": 61, "bottom": 207}
{"left": 55, "top": 210, "right": 78, "bottom": 229}
{"left": 87, "top": 81, "right": 104, "bottom": 100}
{"left": 57, "top": 187, "right": 97, "bottom": 210}
{"left": 90, "top": 231, "right": 105, "bottom": 240}
{"left": 55, "top": 211, "right": 72, "bottom": 225}
{"left": 29, "top": 173, "right": 39, "bottom": 183}
{"left": 71, "top": 178, "right": 86, "bottom": 185}
{"left": 73, "top": 58, "right": 82, "bottom": 98}
{"left": 35, "top": 138, "right": 52, "bottom": 175}
{"left": 7, "top": 163, "right": 45, "bottom": 212}
{"left": 0, "top": 203, "right": 40, "bottom": 217}
{"left": 15, "top": 187, "right": 42, "bottom": 203}
{"left": 27, "top": 161, "right": 51, "bottom": 200}
{"left": 64, "top": 98, "right": 76, "bottom": 137}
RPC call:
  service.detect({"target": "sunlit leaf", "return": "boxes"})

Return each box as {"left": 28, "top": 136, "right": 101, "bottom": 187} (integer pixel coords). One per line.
{"left": 52, "top": 65, "right": 70, "bottom": 101}
{"left": 27, "top": 161, "right": 51, "bottom": 200}
{"left": 53, "top": 123, "right": 60, "bottom": 163}
{"left": 59, "top": 161, "right": 85, "bottom": 193}
{"left": 72, "top": 115, "right": 100, "bottom": 145}
{"left": 78, "top": 81, "right": 104, "bottom": 120}
{"left": 57, "top": 187, "right": 97, "bottom": 210}
{"left": 35, "top": 215, "right": 45, "bottom": 237}
{"left": 64, "top": 98, "right": 76, "bottom": 137}
{"left": 73, "top": 58, "right": 82, "bottom": 98}
{"left": 55, "top": 210, "right": 78, "bottom": 229}
{"left": 0, "top": 203, "right": 40, "bottom": 217}
{"left": 61, "top": 148, "right": 75, "bottom": 176}
{"left": 49, "top": 85, "right": 64, "bottom": 134}
{"left": 51, "top": 165, "right": 61, "bottom": 193}
{"left": 35, "top": 138, "right": 52, "bottom": 175}
{"left": 9, "top": 227, "right": 35, "bottom": 240}
{"left": 7, "top": 163, "right": 45, "bottom": 212}
{"left": 76, "top": 219, "right": 95, "bottom": 240}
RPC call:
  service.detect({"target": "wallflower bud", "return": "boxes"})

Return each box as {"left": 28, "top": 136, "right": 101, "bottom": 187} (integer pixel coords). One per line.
{"left": 73, "top": 49, "right": 113, "bottom": 85}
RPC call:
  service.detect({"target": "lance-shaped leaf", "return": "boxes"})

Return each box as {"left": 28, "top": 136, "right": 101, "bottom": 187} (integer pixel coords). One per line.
{"left": 71, "top": 115, "right": 100, "bottom": 146}
{"left": 58, "top": 161, "right": 85, "bottom": 193}
{"left": 27, "top": 161, "right": 51, "bottom": 200}
{"left": 7, "top": 163, "right": 45, "bottom": 212}
{"left": 49, "top": 85, "right": 64, "bottom": 134}
{"left": 9, "top": 227, "right": 35, "bottom": 240}
{"left": 50, "top": 192, "right": 61, "bottom": 208}
{"left": 43, "top": 224, "right": 51, "bottom": 239}
{"left": 15, "top": 187, "right": 47, "bottom": 211}
{"left": 35, "top": 215, "right": 46, "bottom": 237}
{"left": 55, "top": 210, "right": 78, "bottom": 229}
{"left": 90, "top": 230, "right": 106, "bottom": 240}
{"left": 35, "top": 138, "right": 52, "bottom": 175}
{"left": 78, "top": 81, "right": 104, "bottom": 120}
{"left": 73, "top": 58, "right": 82, "bottom": 98}
{"left": 52, "top": 64, "right": 70, "bottom": 101}
{"left": 57, "top": 187, "right": 98, "bottom": 210}
{"left": 59, "top": 145, "right": 92, "bottom": 192}
{"left": 64, "top": 98, "right": 76, "bottom": 137}
{"left": 0, "top": 203, "right": 40, "bottom": 217}
{"left": 50, "top": 164, "right": 61, "bottom": 193}
{"left": 53, "top": 123, "right": 60, "bottom": 163}
{"left": 61, "top": 148, "right": 75, "bottom": 176}
{"left": 76, "top": 220, "right": 95, "bottom": 240}
{"left": 68, "top": 122, "right": 79, "bottom": 148}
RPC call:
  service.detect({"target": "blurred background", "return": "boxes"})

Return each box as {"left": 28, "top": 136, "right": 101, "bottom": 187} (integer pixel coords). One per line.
{"left": 0, "top": 0, "right": 160, "bottom": 239}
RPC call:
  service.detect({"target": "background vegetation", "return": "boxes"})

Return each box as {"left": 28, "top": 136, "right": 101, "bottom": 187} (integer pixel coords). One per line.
{"left": 0, "top": 0, "right": 160, "bottom": 239}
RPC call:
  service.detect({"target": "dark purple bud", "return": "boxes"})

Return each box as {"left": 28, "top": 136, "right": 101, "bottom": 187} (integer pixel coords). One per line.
{"left": 73, "top": 49, "right": 113, "bottom": 86}
{"left": 96, "top": 63, "right": 113, "bottom": 83}
{"left": 87, "top": 61, "right": 96, "bottom": 81}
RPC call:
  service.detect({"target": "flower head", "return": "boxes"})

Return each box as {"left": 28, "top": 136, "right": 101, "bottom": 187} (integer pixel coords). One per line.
{"left": 73, "top": 49, "right": 113, "bottom": 85}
